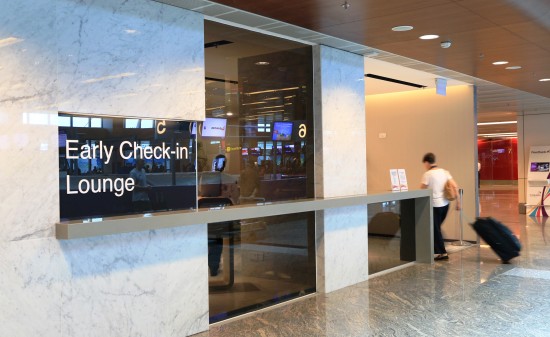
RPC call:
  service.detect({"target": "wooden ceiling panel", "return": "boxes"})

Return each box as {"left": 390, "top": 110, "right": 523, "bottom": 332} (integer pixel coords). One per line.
{"left": 319, "top": 3, "right": 497, "bottom": 47}
{"left": 449, "top": 0, "right": 533, "bottom": 26}
{"left": 504, "top": 22, "right": 550, "bottom": 51}
{"left": 210, "top": 0, "right": 550, "bottom": 98}
{"left": 213, "top": 0, "right": 454, "bottom": 30}
{"left": 453, "top": 0, "right": 550, "bottom": 26}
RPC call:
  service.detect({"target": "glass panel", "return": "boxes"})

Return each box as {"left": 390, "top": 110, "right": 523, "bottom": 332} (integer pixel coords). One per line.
{"left": 73, "top": 116, "right": 90, "bottom": 127}
{"left": 204, "top": 20, "right": 315, "bottom": 323}
{"left": 58, "top": 115, "right": 71, "bottom": 127}
{"left": 201, "top": 51, "right": 313, "bottom": 205}
{"left": 207, "top": 209, "right": 316, "bottom": 323}
{"left": 58, "top": 112, "right": 197, "bottom": 220}
{"left": 90, "top": 117, "right": 102, "bottom": 128}
{"left": 141, "top": 119, "right": 154, "bottom": 128}
{"left": 368, "top": 201, "right": 411, "bottom": 274}
{"left": 124, "top": 118, "right": 139, "bottom": 128}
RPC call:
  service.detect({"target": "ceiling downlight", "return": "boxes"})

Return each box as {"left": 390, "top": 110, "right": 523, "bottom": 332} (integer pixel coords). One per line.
{"left": 392, "top": 26, "right": 414, "bottom": 32}
{"left": 419, "top": 34, "right": 439, "bottom": 40}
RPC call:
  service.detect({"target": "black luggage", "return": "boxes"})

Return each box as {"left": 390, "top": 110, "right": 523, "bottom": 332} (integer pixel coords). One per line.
{"left": 472, "top": 217, "right": 521, "bottom": 263}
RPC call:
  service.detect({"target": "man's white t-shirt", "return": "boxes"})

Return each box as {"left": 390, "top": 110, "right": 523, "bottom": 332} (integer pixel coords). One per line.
{"left": 421, "top": 168, "right": 452, "bottom": 207}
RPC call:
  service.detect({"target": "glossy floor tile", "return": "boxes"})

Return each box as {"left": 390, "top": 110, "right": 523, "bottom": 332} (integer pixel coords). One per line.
{"left": 193, "top": 189, "right": 550, "bottom": 337}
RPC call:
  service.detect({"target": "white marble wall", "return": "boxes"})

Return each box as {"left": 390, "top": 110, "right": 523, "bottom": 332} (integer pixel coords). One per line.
{"left": 1, "top": 225, "right": 208, "bottom": 337}
{"left": 0, "top": 0, "right": 59, "bottom": 242}
{"left": 316, "top": 206, "right": 370, "bottom": 293}
{"left": 56, "top": 0, "right": 204, "bottom": 119}
{"left": 0, "top": 0, "right": 208, "bottom": 336}
{"left": 314, "top": 46, "right": 369, "bottom": 293}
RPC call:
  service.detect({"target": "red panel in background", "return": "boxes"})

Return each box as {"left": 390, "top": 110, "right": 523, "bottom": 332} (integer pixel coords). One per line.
{"left": 478, "top": 138, "right": 518, "bottom": 181}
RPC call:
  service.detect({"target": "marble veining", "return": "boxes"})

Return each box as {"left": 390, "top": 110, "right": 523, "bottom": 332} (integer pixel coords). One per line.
{"left": 1, "top": 225, "right": 209, "bottom": 337}
{"left": 56, "top": 0, "right": 205, "bottom": 120}
{"left": 190, "top": 189, "right": 550, "bottom": 337}
{"left": 502, "top": 267, "right": 550, "bottom": 280}
{"left": 1, "top": 1, "right": 209, "bottom": 336}
{"left": 315, "top": 46, "right": 366, "bottom": 198}
{"left": 59, "top": 224, "right": 209, "bottom": 337}
{"left": 321, "top": 206, "right": 369, "bottom": 293}
{"left": 193, "top": 245, "right": 550, "bottom": 337}
{"left": 0, "top": 0, "right": 59, "bottom": 242}
{"left": 313, "top": 46, "right": 368, "bottom": 294}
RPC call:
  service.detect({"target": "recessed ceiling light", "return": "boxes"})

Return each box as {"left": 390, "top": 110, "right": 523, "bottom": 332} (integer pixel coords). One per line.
{"left": 226, "top": 112, "right": 234, "bottom": 116}
{"left": 492, "top": 61, "right": 509, "bottom": 65}
{"left": 505, "top": 66, "right": 522, "bottom": 70}
{"left": 539, "top": 78, "right": 550, "bottom": 82}
{"left": 124, "top": 29, "right": 137, "bottom": 34}
{"left": 477, "top": 121, "right": 517, "bottom": 126}
{"left": 392, "top": 25, "right": 414, "bottom": 32}
{"left": 478, "top": 132, "right": 517, "bottom": 137}
{"left": 255, "top": 61, "right": 270, "bottom": 66}
{"left": 419, "top": 34, "right": 439, "bottom": 40}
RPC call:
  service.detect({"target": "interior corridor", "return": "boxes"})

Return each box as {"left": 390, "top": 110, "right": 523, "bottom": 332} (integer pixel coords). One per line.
{"left": 193, "top": 187, "right": 550, "bottom": 337}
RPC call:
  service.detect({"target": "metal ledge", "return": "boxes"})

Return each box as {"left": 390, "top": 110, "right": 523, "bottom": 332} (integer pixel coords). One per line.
{"left": 56, "top": 189, "right": 432, "bottom": 239}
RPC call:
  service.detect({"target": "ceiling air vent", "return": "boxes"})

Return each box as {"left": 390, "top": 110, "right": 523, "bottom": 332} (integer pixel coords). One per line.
{"left": 204, "top": 40, "right": 234, "bottom": 49}
{"left": 365, "top": 74, "right": 426, "bottom": 89}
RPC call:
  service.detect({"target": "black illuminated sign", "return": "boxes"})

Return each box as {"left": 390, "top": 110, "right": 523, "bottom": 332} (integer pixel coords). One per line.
{"left": 58, "top": 113, "right": 197, "bottom": 220}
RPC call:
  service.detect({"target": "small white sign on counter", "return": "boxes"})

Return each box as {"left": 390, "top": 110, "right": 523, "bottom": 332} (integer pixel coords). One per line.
{"left": 390, "top": 169, "right": 400, "bottom": 192}
{"left": 398, "top": 169, "right": 408, "bottom": 191}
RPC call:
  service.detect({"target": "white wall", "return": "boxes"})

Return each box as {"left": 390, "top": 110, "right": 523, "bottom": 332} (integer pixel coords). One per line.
{"left": 0, "top": 0, "right": 208, "bottom": 336}
{"left": 314, "top": 45, "right": 369, "bottom": 293}
{"left": 366, "top": 85, "right": 477, "bottom": 241}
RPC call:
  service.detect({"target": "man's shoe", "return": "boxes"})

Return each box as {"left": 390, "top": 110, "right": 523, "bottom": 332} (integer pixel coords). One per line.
{"left": 434, "top": 254, "right": 449, "bottom": 261}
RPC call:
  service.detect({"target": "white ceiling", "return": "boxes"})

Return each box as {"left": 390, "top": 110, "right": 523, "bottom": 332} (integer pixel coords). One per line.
{"left": 364, "top": 57, "right": 468, "bottom": 95}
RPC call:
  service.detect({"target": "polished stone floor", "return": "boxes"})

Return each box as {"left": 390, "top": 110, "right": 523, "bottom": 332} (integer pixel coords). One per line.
{"left": 193, "top": 187, "right": 550, "bottom": 337}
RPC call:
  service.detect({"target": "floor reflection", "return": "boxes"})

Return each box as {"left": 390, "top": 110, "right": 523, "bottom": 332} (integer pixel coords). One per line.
{"left": 196, "top": 186, "right": 550, "bottom": 336}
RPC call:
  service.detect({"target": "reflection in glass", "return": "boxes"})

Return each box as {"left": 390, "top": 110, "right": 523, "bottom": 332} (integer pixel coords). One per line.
{"left": 207, "top": 211, "right": 316, "bottom": 323}
{"left": 368, "top": 201, "right": 412, "bottom": 274}
{"left": 58, "top": 113, "right": 197, "bottom": 220}
{"left": 204, "top": 20, "right": 316, "bottom": 323}
{"left": 201, "top": 22, "right": 314, "bottom": 207}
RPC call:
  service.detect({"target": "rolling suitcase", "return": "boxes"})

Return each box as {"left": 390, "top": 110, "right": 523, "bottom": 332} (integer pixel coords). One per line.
{"left": 472, "top": 217, "right": 521, "bottom": 263}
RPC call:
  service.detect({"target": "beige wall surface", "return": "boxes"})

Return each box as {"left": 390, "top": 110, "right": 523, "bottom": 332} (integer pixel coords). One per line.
{"left": 366, "top": 85, "right": 477, "bottom": 241}
{"left": 518, "top": 111, "right": 550, "bottom": 205}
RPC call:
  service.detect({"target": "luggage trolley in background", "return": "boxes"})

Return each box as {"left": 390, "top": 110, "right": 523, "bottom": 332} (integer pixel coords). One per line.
{"left": 199, "top": 197, "right": 236, "bottom": 290}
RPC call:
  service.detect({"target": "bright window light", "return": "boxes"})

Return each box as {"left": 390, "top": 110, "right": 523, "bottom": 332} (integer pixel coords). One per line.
{"left": 90, "top": 118, "right": 102, "bottom": 128}
{"left": 141, "top": 119, "right": 154, "bottom": 128}
{"left": 73, "top": 117, "right": 90, "bottom": 127}
{"left": 58, "top": 116, "right": 71, "bottom": 127}
{"left": 125, "top": 119, "right": 139, "bottom": 128}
